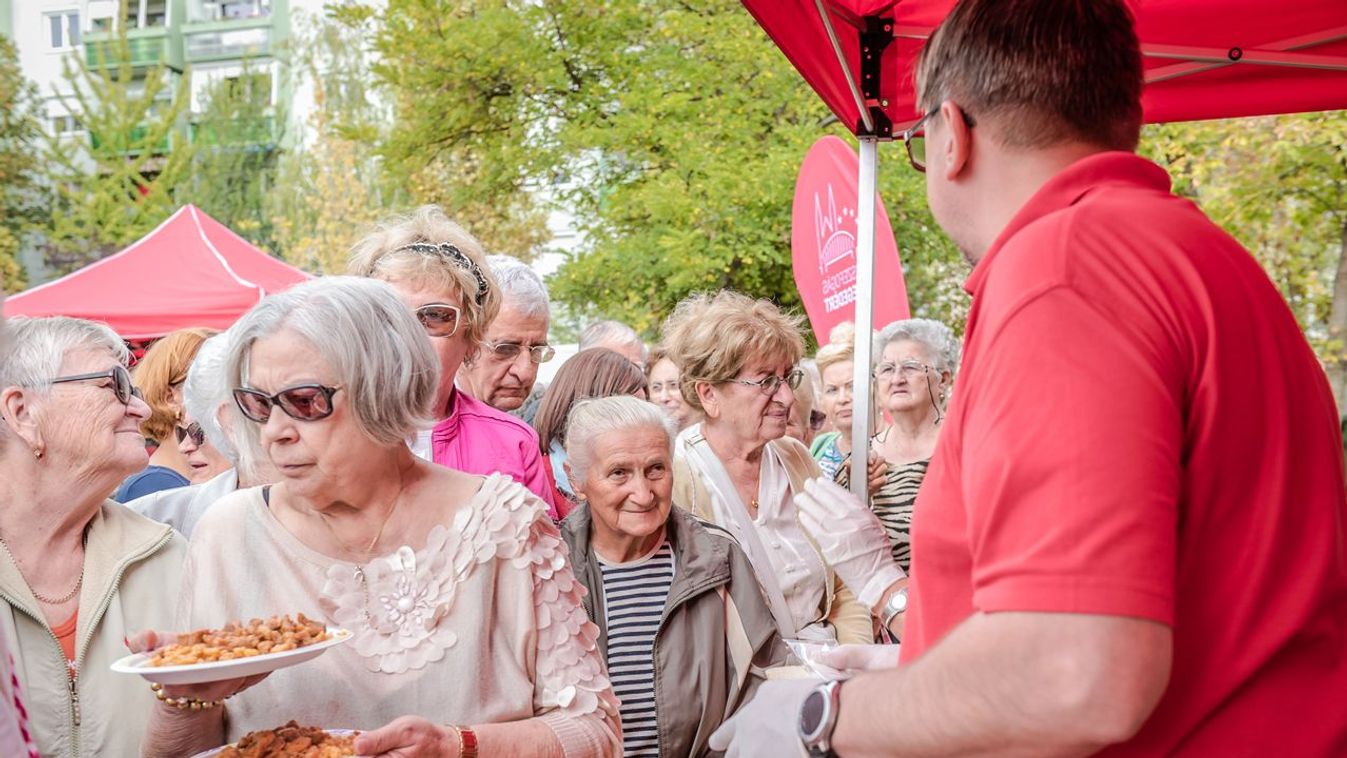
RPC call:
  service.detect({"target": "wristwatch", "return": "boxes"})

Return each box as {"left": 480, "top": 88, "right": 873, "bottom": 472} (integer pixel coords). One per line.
{"left": 881, "top": 587, "right": 909, "bottom": 629}
{"left": 798, "top": 679, "right": 844, "bottom": 757}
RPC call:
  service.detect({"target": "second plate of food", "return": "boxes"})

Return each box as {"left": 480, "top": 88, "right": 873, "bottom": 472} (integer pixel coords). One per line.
{"left": 111, "top": 614, "right": 352, "bottom": 685}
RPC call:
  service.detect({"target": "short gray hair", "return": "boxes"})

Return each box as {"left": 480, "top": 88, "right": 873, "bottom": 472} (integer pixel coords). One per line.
{"left": 223, "top": 277, "right": 440, "bottom": 449}
{"left": 0, "top": 316, "right": 129, "bottom": 392}
{"left": 183, "top": 333, "right": 236, "bottom": 463}
{"left": 564, "top": 395, "right": 675, "bottom": 483}
{"left": 875, "top": 318, "right": 961, "bottom": 375}
{"left": 580, "top": 320, "right": 646, "bottom": 359}
{"left": 487, "top": 255, "right": 550, "bottom": 321}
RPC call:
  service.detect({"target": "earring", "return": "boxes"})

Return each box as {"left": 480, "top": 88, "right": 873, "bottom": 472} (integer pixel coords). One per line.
{"left": 32, "top": 447, "right": 43, "bottom": 460}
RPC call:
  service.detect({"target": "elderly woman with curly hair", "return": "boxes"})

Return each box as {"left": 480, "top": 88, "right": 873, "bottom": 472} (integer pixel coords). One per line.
{"left": 114, "top": 327, "right": 217, "bottom": 502}
{"left": 664, "top": 290, "right": 872, "bottom": 645}
{"left": 348, "top": 206, "right": 560, "bottom": 518}
{"left": 559, "top": 396, "right": 786, "bottom": 757}
{"left": 139, "top": 277, "right": 619, "bottom": 758}
{"left": 1, "top": 316, "right": 185, "bottom": 756}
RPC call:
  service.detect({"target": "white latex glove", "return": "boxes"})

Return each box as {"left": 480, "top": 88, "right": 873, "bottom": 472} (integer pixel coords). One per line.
{"left": 796, "top": 477, "right": 905, "bottom": 609}
{"left": 708, "top": 678, "right": 816, "bottom": 757}
{"left": 816, "top": 643, "right": 901, "bottom": 673}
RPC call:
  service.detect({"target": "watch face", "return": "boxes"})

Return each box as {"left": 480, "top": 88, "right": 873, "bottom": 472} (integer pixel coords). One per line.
{"left": 800, "top": 689, "right": 827, "bottom": 738}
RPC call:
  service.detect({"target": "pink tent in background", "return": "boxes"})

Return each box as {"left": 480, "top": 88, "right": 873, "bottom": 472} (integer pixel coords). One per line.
{"left": 3, "top": 205, "right": 310, "bottom": 339}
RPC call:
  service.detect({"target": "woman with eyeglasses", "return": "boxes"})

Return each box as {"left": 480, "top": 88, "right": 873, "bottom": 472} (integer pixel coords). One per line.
{"left": 0, "top": 316, "right": 186, "bottom": 755}
{"left": 799, "top": 318, "right": 960, "bottom": 642}
{"left": 646, "top": 346, "right": 695, "bottom": 431}
{"left": 138, "top": 277, "right": 619, "bottom": 757}
{"left": 173, "top": 407, "right": 232, "bottom": 486}
{"left": 348, "top": 206, "right": 562, "bottom": 519}
{"left": 664, "top": 291, "right": 872, "bottom": 645}
{"left": 113, "top": 327, "right": 218, "bottom": 503}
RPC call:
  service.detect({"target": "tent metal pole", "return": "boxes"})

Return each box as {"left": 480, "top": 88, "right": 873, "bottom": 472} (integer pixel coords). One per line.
{"left": 849, "top": 136, "right": 879, "bottom": 500}
{"left": 814, "top": 0, "right": 874, "bottom": 135}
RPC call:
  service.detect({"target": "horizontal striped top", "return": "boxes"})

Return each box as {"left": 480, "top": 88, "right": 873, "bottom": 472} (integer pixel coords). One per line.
{"left": 598, "top": 540, "right": 675, "bottom": 757}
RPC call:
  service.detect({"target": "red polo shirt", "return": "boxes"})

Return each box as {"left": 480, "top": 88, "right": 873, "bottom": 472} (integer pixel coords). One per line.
{"left": 903, "top": 152, "right": 1347, "bottom": 754}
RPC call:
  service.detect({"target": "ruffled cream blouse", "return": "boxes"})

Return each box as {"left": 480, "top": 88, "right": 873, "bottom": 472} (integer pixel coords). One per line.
{"left": 175, "top": 475, "right": 620, "bottom": 755}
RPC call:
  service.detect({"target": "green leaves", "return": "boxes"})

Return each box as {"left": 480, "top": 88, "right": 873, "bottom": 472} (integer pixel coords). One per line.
{"left": 0, "top": 37, "right": 40, "bottom": 292}
{"left": 369, "top": 0, "right": 968, "bottom": 339}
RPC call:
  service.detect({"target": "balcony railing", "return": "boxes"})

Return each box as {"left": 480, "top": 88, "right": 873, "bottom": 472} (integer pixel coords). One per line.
{"left": 183, "top": 25, "right": 271, "bottom": 62}
{"left": 84, "top": 28, "right": 182, "bottom": 71}
{"left": 88, "top": 124, "right": 174, "bottom": 156}
{"left": 189, "top": 115, "right": 278, "bottom": 147}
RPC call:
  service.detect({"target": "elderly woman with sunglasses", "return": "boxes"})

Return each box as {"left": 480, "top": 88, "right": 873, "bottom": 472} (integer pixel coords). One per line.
{"left": 139, "top": 277, "right": 619, "bottom": 758}
{"left": 0, "top": 316, "right": 186, "bottom": 756}
{"left": 349, "top": 206, "right": 561, "bottom": 519}
{"left": 664, "top": 291, "right": 871, "bottom": 645}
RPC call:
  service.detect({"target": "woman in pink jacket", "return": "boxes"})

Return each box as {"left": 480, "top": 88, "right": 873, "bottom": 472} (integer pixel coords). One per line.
{"left": 348, "top": 206, "right": 561, "bottom": 519}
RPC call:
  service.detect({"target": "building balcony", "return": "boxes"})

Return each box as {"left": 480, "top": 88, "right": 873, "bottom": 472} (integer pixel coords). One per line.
{"left": 182, "top": 21, "right": 272, "bottom": 63}
{"left": 88, "top": 124, "right": 174, "bottom": 156}
{"left": 189, "top": 115, "right": 279, "bottom": 149}
{"left": 84, "top": 27, "right": 183, "bottom": 72}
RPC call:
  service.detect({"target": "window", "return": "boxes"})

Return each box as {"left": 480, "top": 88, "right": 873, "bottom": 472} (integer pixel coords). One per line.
{"left": 51, "top": 115, "right": 83, "bottom": 134}
{"left": 45, "top": 11, "right": 81, "bottom": 49}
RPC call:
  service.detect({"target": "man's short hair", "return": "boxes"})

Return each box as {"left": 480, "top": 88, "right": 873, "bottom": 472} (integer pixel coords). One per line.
{"left": 916, "top": 0, "right": 1143, "bottom": 151}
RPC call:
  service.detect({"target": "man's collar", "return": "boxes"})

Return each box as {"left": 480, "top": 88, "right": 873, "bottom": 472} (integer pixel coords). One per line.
{"left": 964, "top": 151, "right": 1172, "bottom": 295}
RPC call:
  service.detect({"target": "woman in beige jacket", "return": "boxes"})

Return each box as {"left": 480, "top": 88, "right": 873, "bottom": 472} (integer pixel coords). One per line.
{"left": 0, "top": 316, "right": 186, "bottom": 757}
{"left": 663, "top": 291, "right": 872, "bottom": 645}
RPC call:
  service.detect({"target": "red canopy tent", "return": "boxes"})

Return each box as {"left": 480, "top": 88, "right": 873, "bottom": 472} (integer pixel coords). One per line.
{"left": 3, "top": 205, "right": 310, "bottom": 339}
{"left": 740, "top": 0, "right": 1347, "bottom": 494}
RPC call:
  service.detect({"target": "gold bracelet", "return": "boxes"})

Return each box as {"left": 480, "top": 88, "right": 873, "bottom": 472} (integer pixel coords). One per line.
{"left": 150, "top": 682, "right": 222, "bottom": 711}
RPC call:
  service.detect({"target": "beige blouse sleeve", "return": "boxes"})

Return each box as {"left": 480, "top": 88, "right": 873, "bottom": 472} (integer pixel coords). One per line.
{"left": 520, "top": 513, "right": 622, "bottom": 757}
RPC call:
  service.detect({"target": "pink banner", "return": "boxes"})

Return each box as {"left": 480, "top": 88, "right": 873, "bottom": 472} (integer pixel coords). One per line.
{"left": 791, "top": 135, "right": 910, "bottom": 344}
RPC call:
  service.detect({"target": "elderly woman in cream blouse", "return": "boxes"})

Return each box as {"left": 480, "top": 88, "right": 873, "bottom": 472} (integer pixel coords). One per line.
{"left": 140, "top": 277, "right": 619, "bottom": 757}
{"left": 664, "top": 290, "right": 872, "bottom": 645}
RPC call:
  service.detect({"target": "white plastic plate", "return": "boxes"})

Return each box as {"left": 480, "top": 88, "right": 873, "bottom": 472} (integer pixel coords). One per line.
{"left": 110, "top": 628, "right": 352, "bottom": 685}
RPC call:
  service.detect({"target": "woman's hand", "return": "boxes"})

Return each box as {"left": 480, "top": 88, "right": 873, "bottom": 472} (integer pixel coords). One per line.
{"left": 127, "top": 629, "right": 268, "bottom": 706}
{"left": 866, "top": 451, "right": 888, "bottom": 495}
{"left": 353, "top": 717, "right": 461, "bottom": 758}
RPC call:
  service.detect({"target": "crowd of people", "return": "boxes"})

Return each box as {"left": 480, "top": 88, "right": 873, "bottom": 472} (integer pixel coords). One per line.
{"left": 2, "top": 0, "right": 1347, "bottom": 756}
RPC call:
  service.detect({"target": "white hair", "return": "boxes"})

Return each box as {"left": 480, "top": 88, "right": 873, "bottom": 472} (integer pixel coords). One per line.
{"left": 0, "top": 316, "right": 129, "bottom": 391}
{"left": 564, "top": 395, "right": 675, "bottom": 483}
{"left": 0, "top": 316, "right": 129, "bottom": 447}
{"left": 580, "top": 320, "right": 646, "bottom": 359}
{"left": 223, "top": 277, "right": 440, "bottom": 451}
{"left": 182, "top": 332, "right": 236, "bottom": 463}
{"left": 875, "top": 318, "right": 961, "bottom": 374}
{"left": 487, "top": 254, "right": 551, "bottom": 320}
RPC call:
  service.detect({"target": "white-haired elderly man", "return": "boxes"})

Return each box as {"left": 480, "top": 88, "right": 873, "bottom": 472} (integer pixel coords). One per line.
{"left": 459, "top": 254, "right": 556, "bottom": 414}
{"left": 580, "top": 319, "right": 647, "bottom": 371}
{"left": 125, "top": 331, "right": 280, "bottom": 537}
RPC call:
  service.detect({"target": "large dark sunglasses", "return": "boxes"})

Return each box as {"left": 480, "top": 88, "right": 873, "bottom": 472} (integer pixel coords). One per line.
{"left": 174, "top": 421, "right": 206, "bottom": 447}
{"left": 233, "top": 384, "right": 342, "bottom": 423}
{"left": 415, "top": 303, "right": 462, "bottom": 338}
{"left": 48, "top": 365, "right": 142, "bottom": 405}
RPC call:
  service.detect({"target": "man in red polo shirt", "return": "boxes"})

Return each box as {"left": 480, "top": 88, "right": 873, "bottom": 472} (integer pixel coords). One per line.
{"left": 711, "top": 0, "right": 1347, "bottom": 755}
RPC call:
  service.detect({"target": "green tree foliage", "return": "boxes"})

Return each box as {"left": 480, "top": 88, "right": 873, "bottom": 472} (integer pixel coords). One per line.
{"left": 0, "top": 37, "right": 41, "bottom": 292}
{"left": 183, "top": 62, "right": 283, "bottom": 250}
{"left": 268, "top": 9, "right": 402, "bottom": 273}
{"left": 361, "top": 0, "right": 966, "bottom": 337}
{"left": 40, "top": 14, "right": 193, "bottom": 272}
{"left": 1143, "top": 111, "right": 1347, "bottom": 407}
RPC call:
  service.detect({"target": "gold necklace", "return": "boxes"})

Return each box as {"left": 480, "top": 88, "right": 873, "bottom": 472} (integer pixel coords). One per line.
{"left": 316, "top": 495, "right": 403, "bottom": 561}
{"left": 0, "top": 534, "right": 84, "bottom": 605}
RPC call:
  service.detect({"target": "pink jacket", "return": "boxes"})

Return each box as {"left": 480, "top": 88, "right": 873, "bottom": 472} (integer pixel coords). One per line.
{"left": 432, "top": 390, "right": 561, "bottom": 520}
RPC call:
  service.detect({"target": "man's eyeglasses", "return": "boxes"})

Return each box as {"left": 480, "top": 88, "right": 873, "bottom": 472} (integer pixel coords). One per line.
{"left": 233, "top": 384, "right": 342, "bottom": 423}
{"left": 874, "top": 361, "right": 933, "bottom": 380}
{"left": 900, "top": 107, "right": 976, "bottom": 173}
{"left": 175, "top": 421, "right": 206, "bottom": 447}
{"left": 48, "top": 365, "right": 142, "bottom": 405}
{"left": 482, "top": 341, "right": 556, "bottom": 364}
{"left": 415, "top": 303, "right": 463, "bottom": 338}
{"left": 728, "top": 369, "right": 804, "bottom": 396}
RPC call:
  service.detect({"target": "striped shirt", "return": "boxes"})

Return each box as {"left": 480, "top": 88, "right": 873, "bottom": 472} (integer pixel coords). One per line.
{"left": 598, "top": 540, "right": 675, "bottom": 757}
{"left": 837, "top": 458, "right": 929, "bottom": 573}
